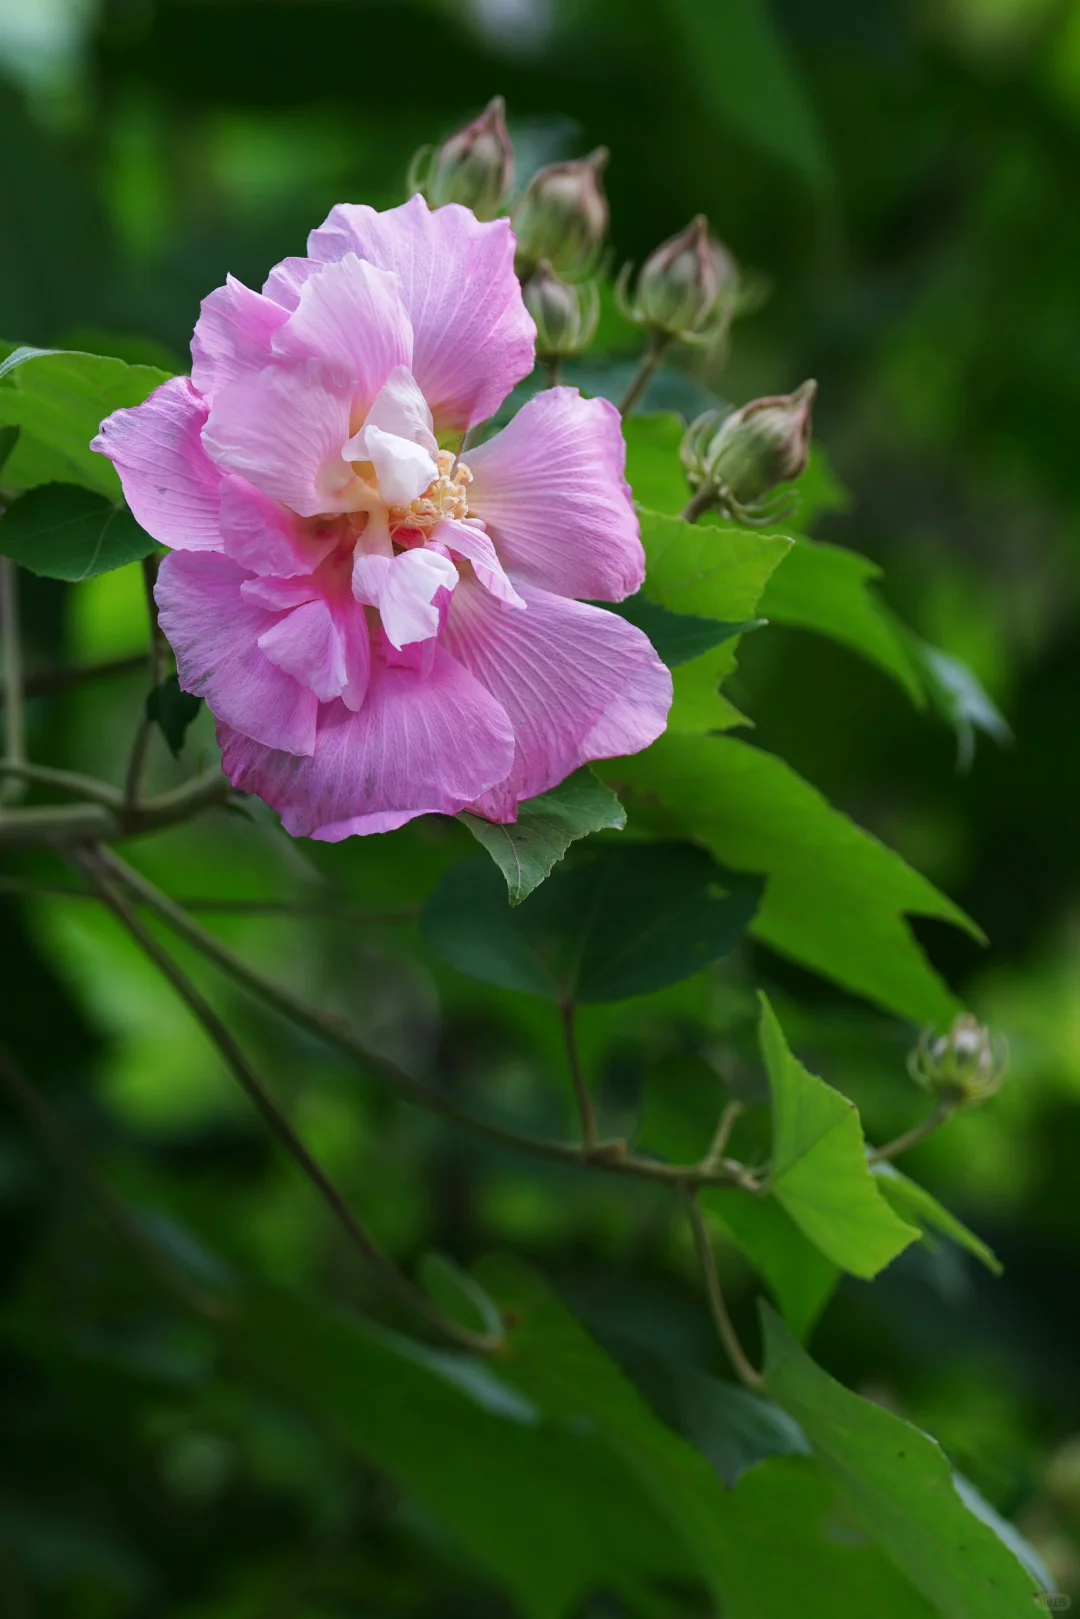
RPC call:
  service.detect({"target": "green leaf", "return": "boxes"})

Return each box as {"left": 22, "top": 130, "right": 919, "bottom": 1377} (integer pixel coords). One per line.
{"left": 639, "top": 506, "right": 792, "bottom": 623}
{"left": 607, "top": 592, "right": 764, "bottom": 668}
{"left": 419, "top": 1253, "right": 503, "bottom": 1340}
{"left": 0, "top": 423, "right": 19, "bottom": 475}
{"left": 423, "top": 842, "right": 764, "bottom": 1003}
{"left": 702, "top": 1189, "right": 840, "bottom": 1340}
{"left": 907, "top": 635, "right": 1013, "bottom": 770}
{"left": 759, "top": 535, "right": 926, "bottom": 704}
{"left": 145, "top": 673, "right": 203, "bottom": 757}
{"left": 871, "top": 1161, "right": 1002, "bottom": 1275}
{"left": 0, "top": 346, "right": 171, "bottom": 498}
{"left": 0, "top": 483, "right": 156, "bottom": 580}
{"left": 761, "top": 1304, "right": 1047, "bottom": 1616}
{"left": 624, "top": 412, "right": 691, "bottom": 514}
{"left": 637, "top": 506, "right": 791, "bottom": 732}
{"left": 759, "top": 994, "right": 919, "bottom": 1277}
{"left": 226, "top": 1289, "right": 692, "bottom": 1618}
{"left": 480, "top": 1258, "right": 937, "bottom": 1619}
{"left": 665, "top": 0, "right": 833, "bottom": 194}
{"left": 603, "top": 733, "right": 977, "bottom": 1024}
{"left": 460, "top": 768, "right": 625, "bottom": 904}
{"left": 617, "top": 1346, "right": 812, "bottom": 1487}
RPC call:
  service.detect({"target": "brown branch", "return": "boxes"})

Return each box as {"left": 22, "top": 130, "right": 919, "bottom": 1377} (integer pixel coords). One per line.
{"left": 685, "top": 1193, "right": 762, "bottom": 1389}
{"left": 74, "top": 846, "right": 501, "bottom": 1355}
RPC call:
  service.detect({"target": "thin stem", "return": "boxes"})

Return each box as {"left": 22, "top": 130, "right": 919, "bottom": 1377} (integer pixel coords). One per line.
{"left": 94, "top": 846, "right": 759, "bottom": 1194}
{"left": 0, "top": 1040, "right": 226, "bottom": 1318}
{"left": 123, "top": 554, "right": 164, "bottom": 809}
{"left": 0, "top": 872, "right": 416, "bottom": 926}
{"left": 542, "top": 355, "right": 563, "bottom": 388}
{"left": 75, "top": 847, "right": 500, "bottom": 1355}
{"left": 685, "top": 1194, "right": 762, "bottom": 1389}
{"left": 618, "top": 331, "right": 671, "bottom": 417}
{"left": 680, "top": 484, "right": 717, "bottom": 524}
{"left": 868, "top": 1099, "right": 956, "bottom": 1165}
{"left": 0, "top": 558, "right": 26, "bottom": 807}
{"left": 0, "top": 766, "right": 231, "bottom": 850}
{"left": 700, "top": 1100, "right": 744, "bottom": 1173}
{"left": 0, "top": 759, "right": 124, "bottom": 808}
{"left": 559, "top": 1000, "right": 597, "bottom": 1151}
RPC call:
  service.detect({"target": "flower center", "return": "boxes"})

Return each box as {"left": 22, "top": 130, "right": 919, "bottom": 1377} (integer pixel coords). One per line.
{"left": 388, "top": 450, "right": 472, "bottom": 536}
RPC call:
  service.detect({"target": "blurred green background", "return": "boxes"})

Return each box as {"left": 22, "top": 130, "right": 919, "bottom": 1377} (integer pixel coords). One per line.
{"left": 4, "top": 0, "right": 1080, "bottom": 1612}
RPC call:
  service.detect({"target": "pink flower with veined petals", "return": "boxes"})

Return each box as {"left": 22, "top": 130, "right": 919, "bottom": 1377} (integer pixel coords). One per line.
{"left": 92, "top": 196, "right": 672, "bottom": 839}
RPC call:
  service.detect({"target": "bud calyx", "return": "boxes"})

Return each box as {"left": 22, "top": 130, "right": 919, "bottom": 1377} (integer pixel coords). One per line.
{"left": 617, "top": 215, "right": 740, "bottom": 345}
{"left": 909, "top": 1015, "right": 1008, "bottom": 1106}
{"left": 680, "top": 380, "right": 817, "bottom": 526}
{"left": 512, "top": 148, "right": 610, "bottom": 279}
{"left": 409, "top": 97, "right": 514, "bottom": 221}
{"left": 523, "top": 262, "right": 600, "bottom": 360}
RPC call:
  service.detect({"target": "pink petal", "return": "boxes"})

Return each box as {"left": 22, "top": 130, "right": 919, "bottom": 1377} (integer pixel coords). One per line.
{"left": 217, "top": 646, "right": 516, "bottom": 839}
{"left": 307, "top": 195, "right": 535, "bottom": 433}
{"left": 219, "top": 475, "right": 338, "bottom": 578}
{"left": 202, "top": 364, "right": 357, "bottom": 517}
{"left": 91, "top": 377, "right": 223, "bottom": 551}
{"left": 240, "top": 574, "right": 320, "bottom": 611}
{"left": 262, "top": 255, "right": 319, "bottom": 311}
{"left": 155, "top": 550, "right": 317, "bottom": 756}
{"left": 257, "top": 598, "right": 348, "bottom": 703}
{"left": 352, "top": 546, "right": 458, "bottom": 648}
{"left": 271, "top": 254, "right": 413, "bottom": 417}
{"left": 441, "top": 577, "right": 672, "bottom": 820}
{"left": 466, "top": 388, "right": 644, "bottom": 602}
{"left": 342, "top": 366, "right": 439, "bottom": 506}
{"left": 190, "top": 275, "right": 290, "bottom": 397}
{"left": 436, "top": 517, "right": 525, "bottom": 609}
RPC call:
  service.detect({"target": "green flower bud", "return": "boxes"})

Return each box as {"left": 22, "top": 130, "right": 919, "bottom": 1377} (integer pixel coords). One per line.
{"left": 512, "top": 148, "right": 609, "bottom": 278}
{"left": 908, "top": 1015, "right": 1008, "bottom": 1106}
{"left": 680, "top": 381, "right": 816, "bottom": 523}
{"left": 409, "top": 97, "right": 514, "bottom": 221}
{"left": 523, "top": 262, "right": 600, "bottom": 359}
{"left": 619, "top": 215, "right": 740, "bottom": 342}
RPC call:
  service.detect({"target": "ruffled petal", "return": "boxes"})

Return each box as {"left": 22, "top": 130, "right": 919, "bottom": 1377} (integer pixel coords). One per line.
{"left": 155, "top": 551, "right": 317, "bottom": 756}
{"left": 257, "top": 598, "right": 348, "bottom": 703}
{"left": 342, "top": 366, "right": 439, "bottom": 506}
{"left": 352, "top": 546, "right": 457, "bottom": 648}
{"left": 190, "top": 275, "right": 290, "bottom": 397}
{"left": 217, "top": 646, "right": 516, "bottom": 839}
{"left": 441, "top": 577, "right": 671, "bottom": 819}
{"left": 435, "top": 517, "right": 525, "bottom": 609}
{"left": 219, "top": 475, "right": 338, "bottom": 578}
{"left": 307, "top": 195, "right": 535, "bottom": 434}
{"left": 466, "top": 388, "right": 644, "bottom": 602}
{"left": 202, "top": 364, "right": 357, "bottom": 517}
{"left": 271, "top": 254, "right": 413, "bottom": 417}
{"left": 91, "top": 377, "right": 223, "bottom": 551}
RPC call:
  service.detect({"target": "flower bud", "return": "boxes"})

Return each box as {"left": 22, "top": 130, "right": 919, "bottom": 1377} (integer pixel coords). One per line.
{"left": 523, "top": 262, "right": 600, "bottom": 359}
{"left": 409, "top": 97, "right": 514, "bottom": 221}
{"left": 680, "top": 381, "right": 816, "bottom": 522}
{"left": 512, "top": 148, "right": 609, "bottom": 278}
{"left": 621, "top": 215, "right": 740, "bottom": 342}
{"left": 909, "top": 1014, "right": 1008, "bottom": 1106}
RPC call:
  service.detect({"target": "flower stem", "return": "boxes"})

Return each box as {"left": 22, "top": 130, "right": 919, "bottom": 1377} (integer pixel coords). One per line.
{"left": 0, "top": 558, "right": 26, "bottom": 807}
{"left": 0, "top": 1039, "right": 226, "bottom": 1318}
{"left": 560, "top": 1000, "right": 598, "bottom": 1151}
{"left": 542, "top": 356, "right": 563, "bottom": 388}
{"left": 685, "top": 1194, "right": 762, "bottom": 1389}
{"left": 867, "top": 1099, "right": 956, "bottom": 1164}
{"left": 618, "top": 331, "right": 671, "bottom": 417}
{"left": 92, "top": 846, "right": 761, "bottom": 1195}
{"left": 74, "top": 846, "right": 501, "bottom": 1355}
{"left": 680, "top": 484, "right": 717, "bottom": 524}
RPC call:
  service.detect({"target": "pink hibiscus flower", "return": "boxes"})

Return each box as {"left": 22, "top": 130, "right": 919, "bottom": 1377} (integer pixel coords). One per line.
{"left": 93, "top": 196, "right": 672, "bottom": 839}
